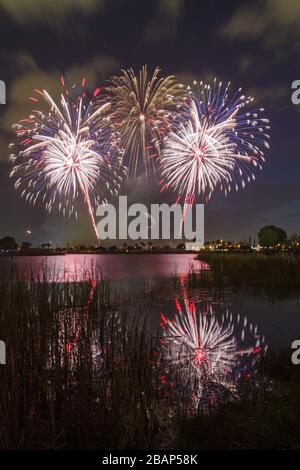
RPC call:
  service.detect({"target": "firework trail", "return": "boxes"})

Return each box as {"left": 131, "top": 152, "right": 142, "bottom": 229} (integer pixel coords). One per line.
{"left": 102, "top": 65, "right": 186, "bottom": 178}
{"left": 160, "top": 79, "right": 270, "bottom": 204}
{"left": 9, "top": 78, "right": 126, "bottom": 243}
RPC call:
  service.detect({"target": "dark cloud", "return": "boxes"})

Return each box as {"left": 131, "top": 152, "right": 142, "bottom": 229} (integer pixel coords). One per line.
{"left": 247, "top": 85, "right": 288, "bottom": 109}
{"left": 220, "top": 0, "right": 300, "bottom": 53}
{"left": 205, "top": 180, "right": 300, "bottom": 241}
{"left": 144, "top": 0, "right": 185, "bottom": 43}
{"left": 0, "top": 54, "right": 119, "bottom": 161}
{"left": 0, "top": 0, "right": 104, "bottom": 26}
{"left": 0, "top": 0, "right": 299, "bottom": 244}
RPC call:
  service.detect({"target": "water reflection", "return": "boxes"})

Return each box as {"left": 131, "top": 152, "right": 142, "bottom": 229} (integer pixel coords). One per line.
{"left": 7, "top": 253, "right": 208, "bottom": 283}
{"left": 47, "top": 275, "right": 268, "bottom": 413}
{"left": 0, "top": 254, "right": 296, "bottom": 448}
{"left": 158, "top": 289, "right": 267, "bottom": 412}
{"left": 52, "top": 279, "right": 123, "bottom": 373}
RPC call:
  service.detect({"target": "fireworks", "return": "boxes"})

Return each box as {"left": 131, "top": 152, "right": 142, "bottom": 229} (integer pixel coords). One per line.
{"left": 102, "top": 65, "right": 186, "bottom": 178}
{"left": 160, "top": 79, "right": 270, "bottom": 203}
{"left": 159, "top": 292, "right": 267, "bottom": 409}
{"left": 9, "top": 79, "right": 126, "bottom": 243}
{"left": 9, "top": 71, "right": 271, "bottom": 241}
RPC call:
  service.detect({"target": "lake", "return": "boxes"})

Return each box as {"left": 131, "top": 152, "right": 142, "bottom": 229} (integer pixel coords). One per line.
{"left": 2, "top": 253, "right": 299, "bottom": 351}
{"left": 0, "top": 252, "right": 299, "bottom": 449}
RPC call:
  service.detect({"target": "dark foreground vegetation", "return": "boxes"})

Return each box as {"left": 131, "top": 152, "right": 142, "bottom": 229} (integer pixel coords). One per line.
{"left": 179, "top": 350, "right": 300, "bottom": 449}
{"left": 176, "top": 253, "right": 300, "bottom": 449}
{"left": 0, "top": 278, "right": 166, "bottom": 449}
{"left": 0, "top": 273, "right": 298, "bottom": 450}
{"left": 197, "top": 253, "right": 300, "bottom": 297}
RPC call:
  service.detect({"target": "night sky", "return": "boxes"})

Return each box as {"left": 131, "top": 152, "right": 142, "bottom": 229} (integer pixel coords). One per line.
{"left": 0, "top": 0, "right": 299, "bottom": 246}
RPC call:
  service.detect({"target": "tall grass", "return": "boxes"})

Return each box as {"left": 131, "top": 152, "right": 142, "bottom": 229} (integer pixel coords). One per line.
{"left": 0, "top": 269, "right": 298, "bottom": 449}
{"left": 0, "top": 276, "right": 176, "bottom": 449}
{"left": 178, "top": 350, "right": 300, "bottom": 449}
{"left": 197, "top": 253, "right": 300, "bottom": 296}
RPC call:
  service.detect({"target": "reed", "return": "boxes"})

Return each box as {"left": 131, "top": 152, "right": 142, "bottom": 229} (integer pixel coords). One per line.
{"left": 0, "top": 276, "right": 174, "bottom": 449}
{"left": 197, "top": 253, "right": 300, "bottom": 296}
{"left": 0, "top": 269, "right": 298, "bottom": 449}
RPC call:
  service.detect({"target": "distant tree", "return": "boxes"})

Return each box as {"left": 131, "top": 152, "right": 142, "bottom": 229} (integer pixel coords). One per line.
{"left": 290, "top": 233, "right": 300, "bottom": 244}
{"left": 258, "top": 225, "right": 287, "bottom": 247}
{"left": 176, "top": 243, "right": 185, "bottom": 251}
{"left": 96, "top": 245, "right": 106, "bottom": 252}
{"left": 108, "top": 245, "right": 118, "bottom": 252}
{"left": 0, "top": 236, "right": 18, "bottom": 250}
{"left": 239, "top": 245, "right": 251, "bottom": 252}
{"left": 21, "top": 241, "right": 31, "bottom": 252}
{"left": 41, "top": 243, "right": 52, "bottom": 249}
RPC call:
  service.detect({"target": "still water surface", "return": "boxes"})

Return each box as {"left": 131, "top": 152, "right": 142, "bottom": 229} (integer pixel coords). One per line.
{"left": 1, "top": 253, "right": 299, "bottom": 350}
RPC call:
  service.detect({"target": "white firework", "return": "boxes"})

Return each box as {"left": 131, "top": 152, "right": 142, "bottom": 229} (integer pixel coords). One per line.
{"left": 160, "top": 79, "right": 270, "bottom": 203}
{"left": 10, "top": 80, "right": 126, "bottom": 243}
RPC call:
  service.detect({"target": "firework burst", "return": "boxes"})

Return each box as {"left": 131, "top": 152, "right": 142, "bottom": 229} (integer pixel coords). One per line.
{"left": 160, "top": 79, "right": 270, "bottom": 204}
{"left": 9, "top": 78, "right": 126, "bottom": 243}
{"left": 102, "top": 65, "right": 186, "bottom": 178}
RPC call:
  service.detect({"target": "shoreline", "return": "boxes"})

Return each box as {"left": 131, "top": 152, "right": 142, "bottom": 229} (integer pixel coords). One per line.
{"left": 0, "top": 250, "right": 199, "bottom": 257}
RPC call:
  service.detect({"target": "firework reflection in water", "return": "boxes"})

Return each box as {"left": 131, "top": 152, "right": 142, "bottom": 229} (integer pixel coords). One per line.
{"left": 50, "top": 279, "right": 123, "bottom": 373}
{"left": 159, "top": 292, "right": 267, "bottom": 412}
